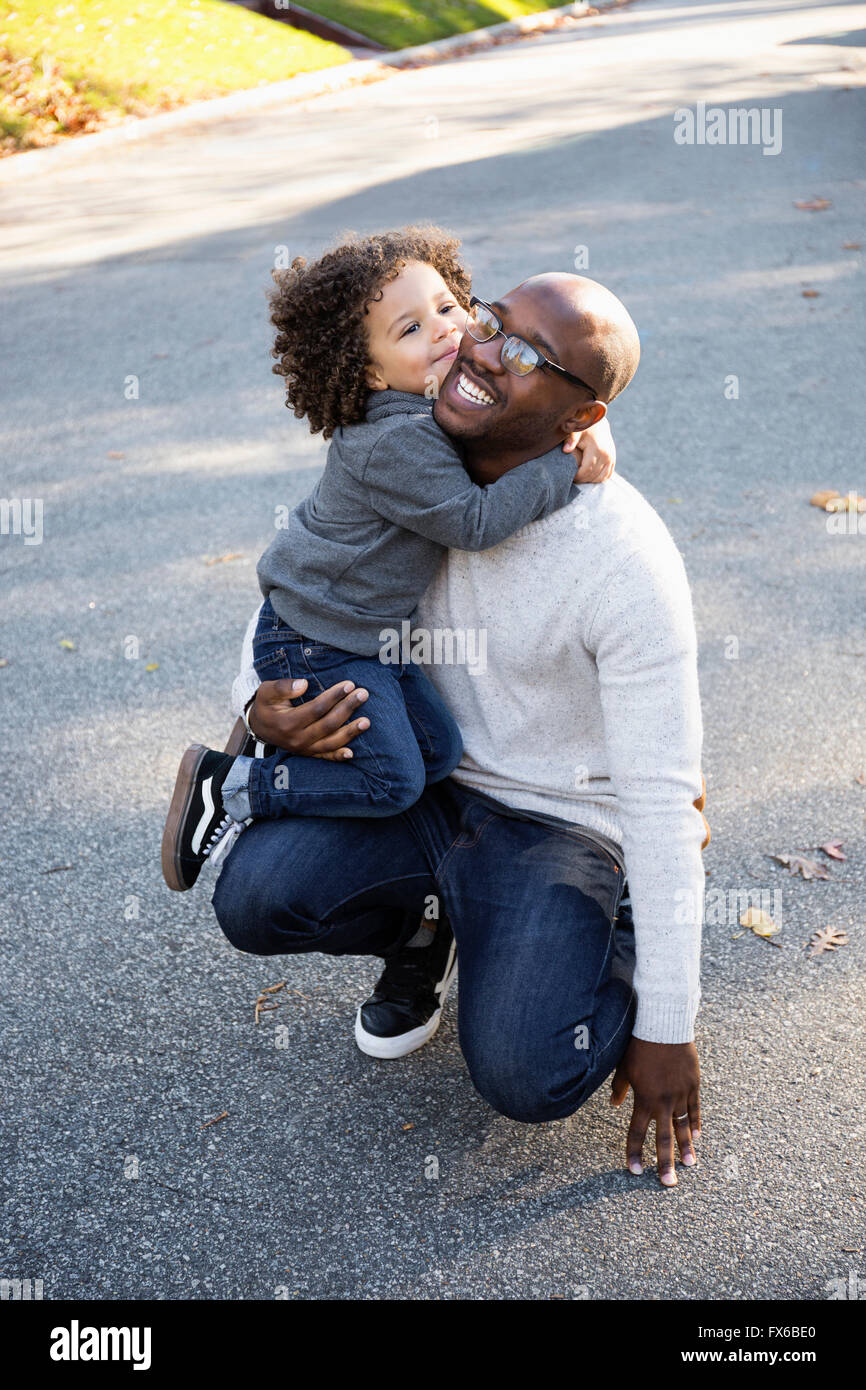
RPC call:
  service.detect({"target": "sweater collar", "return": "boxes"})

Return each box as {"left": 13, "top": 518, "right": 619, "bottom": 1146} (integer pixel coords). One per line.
{"left": 365, "top": 390, "right": 433, "bottom": 422}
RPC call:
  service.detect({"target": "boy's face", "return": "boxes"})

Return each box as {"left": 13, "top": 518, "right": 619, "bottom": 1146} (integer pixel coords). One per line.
{"left": 365, "top": 261, "right": 466, "bottom": 396}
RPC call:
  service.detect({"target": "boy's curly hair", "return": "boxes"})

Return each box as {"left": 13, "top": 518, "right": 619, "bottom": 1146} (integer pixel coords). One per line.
{"left": 268, "top": 226, "right": 472, "bottom": 438}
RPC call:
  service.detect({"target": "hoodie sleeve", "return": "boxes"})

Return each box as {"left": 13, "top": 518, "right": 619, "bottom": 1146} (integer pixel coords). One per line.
{"left": 359, "top": 413, "right": 578, "bottom": 550}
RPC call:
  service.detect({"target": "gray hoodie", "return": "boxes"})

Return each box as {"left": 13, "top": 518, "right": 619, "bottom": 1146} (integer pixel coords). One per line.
{"left": 257, "top": 389, "right": 578, "bottom": 655}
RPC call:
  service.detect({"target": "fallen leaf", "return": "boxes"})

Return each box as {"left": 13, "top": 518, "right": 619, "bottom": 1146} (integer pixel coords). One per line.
{"left": 772, "top": 854, "right": 831, "bottom": 880}
{"left": 0, "top": 658, "right": 8, "bottom": 668}
{"left": 855, "top": 773, "right": 866, "bottom": 786}
{"left": 261, "top": 982, "right": 287, "bottom": 995}
{"left": 199, "top": 1110, "right": 228, "bottom": 1129}
{"left": 401, "top": 1122, "right": 415, "bottom": 1131}
{"left": 843, "top": 242, "right": 862, "bottom": 251}
{"left": 794, "top": 198, "right": 832, "bottom": 211}
{"left": 43, "top": 864, "right": 75, "bottom": 874}
{"left": 204, "top": 552, "right": 243, "bottom": 566}
{"left": 106, "top": 450, "right": 125, "bottom": 459}
{"left": 144, "top": 662, "right": 159, "bottom": 672}
{"left": 808, "top": 926, "right": 848, "bottom": 956}
{"left": 59, "top": 639, "right": 76, "bottom": 651}
{"left": 802, "top": 289, "right": 820, "bottom": 299}
{"left": 826, "top": 492, "right": 866, "bottom": 513}
{"left": 740, "top": 906, "right": 781, "bottom": 939}
{"left": 667, "top": 497, "right": 682, "bottom": 504}
{"left": 819, "top": 840, "right": 846, "bottom": 861}
{"left": 810, "top": 490, "right": 840, "bottom": 509}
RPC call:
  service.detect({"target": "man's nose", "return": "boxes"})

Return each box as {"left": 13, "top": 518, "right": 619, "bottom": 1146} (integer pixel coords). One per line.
{"left": 466, "top": 334, "right": 505, "bottom": 376}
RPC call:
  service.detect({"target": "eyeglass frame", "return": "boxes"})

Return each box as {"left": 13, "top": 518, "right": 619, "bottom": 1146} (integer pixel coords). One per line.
{"left": 466, "top": 296, "right": 599, "bottom": 400}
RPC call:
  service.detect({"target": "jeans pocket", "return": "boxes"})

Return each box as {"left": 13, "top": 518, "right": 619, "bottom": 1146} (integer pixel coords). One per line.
{"left": 252, "top": 641, "right": 293, "bottom": 681}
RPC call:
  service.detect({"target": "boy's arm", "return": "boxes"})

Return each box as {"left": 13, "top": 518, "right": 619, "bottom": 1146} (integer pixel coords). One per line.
{"left": 361, "top": 414, "right": 578, "bottom": 550}
{"left": 565, "top": 415, "right": 616, "bottom": 482}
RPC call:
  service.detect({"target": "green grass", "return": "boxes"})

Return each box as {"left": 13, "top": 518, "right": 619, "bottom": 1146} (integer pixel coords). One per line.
{"left": 305, "top": 0, "right": 563, "bottom": 50}
{"left": 0, "top": 0, "right": 350, "bottom": 153}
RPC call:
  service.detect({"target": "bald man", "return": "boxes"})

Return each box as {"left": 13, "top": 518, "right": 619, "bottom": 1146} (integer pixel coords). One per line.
{"left": 215, "top": 274, "right": 706, "bottom": 1188}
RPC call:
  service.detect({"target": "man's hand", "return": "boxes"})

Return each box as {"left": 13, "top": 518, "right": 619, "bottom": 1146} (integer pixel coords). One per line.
{"left": 610, "top": 1038, "right": 701, "bottom": 1186}
{"left": 564, "top": 414, "right": 616, "bottom": 483}
{"left": 247, "top": 677, "right": 370, "bottom": 760}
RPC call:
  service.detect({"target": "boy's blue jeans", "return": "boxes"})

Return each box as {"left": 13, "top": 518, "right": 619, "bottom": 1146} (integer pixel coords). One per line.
{"left": 237, "top": 598, "right": 463, "bottom": 820}
{"left": 212, "top": 777, "right": 637, "bottom": 1123}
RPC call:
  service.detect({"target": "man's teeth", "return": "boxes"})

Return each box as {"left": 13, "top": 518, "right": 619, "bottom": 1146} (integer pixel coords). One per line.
{"left": 456, "top": 372, "right": 495, "bottom": 406}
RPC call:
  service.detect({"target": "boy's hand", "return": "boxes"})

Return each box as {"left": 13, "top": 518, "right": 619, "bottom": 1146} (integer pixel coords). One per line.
{"left": 564, "top": 414, "right": 616, "bottom": 483}
{"left": 248, "top": 678, "right": 369, "bottom": 760}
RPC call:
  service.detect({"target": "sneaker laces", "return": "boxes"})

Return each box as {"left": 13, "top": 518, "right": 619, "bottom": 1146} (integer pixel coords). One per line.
{"left": 203, "top": 815, "right": 248, "bottom": 869}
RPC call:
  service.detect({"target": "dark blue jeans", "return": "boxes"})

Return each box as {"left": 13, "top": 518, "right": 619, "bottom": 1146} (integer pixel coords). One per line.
{"left": 249, "top": 598, "right": 463, "bottom": 818}
{"left": 212, "top": 777, "right": 637, "bottom": 1123}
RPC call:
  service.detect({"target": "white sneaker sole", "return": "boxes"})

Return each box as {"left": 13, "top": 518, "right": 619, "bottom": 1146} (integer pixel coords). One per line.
{"left": 354, "top": 939, "right": 457, "bottom": 1060}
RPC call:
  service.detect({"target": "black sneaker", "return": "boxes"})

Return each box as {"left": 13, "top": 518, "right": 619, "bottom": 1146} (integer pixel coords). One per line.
{"left": 161, "top": 746, "right": 238, "bottom": 892}
{"left": 355, "top": 917, "right": 458, "bottom": 1059}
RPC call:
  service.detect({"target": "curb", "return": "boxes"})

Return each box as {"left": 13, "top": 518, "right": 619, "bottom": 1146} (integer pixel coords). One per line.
{"left": 0, "top": 1, "right": 619, "bottom": 181}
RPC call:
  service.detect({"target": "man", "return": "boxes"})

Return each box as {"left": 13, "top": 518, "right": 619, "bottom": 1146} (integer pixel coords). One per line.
{"left": 213, "top": 274, "right": 707, "bottom": 1187}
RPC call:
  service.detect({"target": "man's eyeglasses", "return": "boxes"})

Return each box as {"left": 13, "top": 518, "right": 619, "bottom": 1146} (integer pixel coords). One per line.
{"left": 465, "top": 297, "right": 598, "bottom": 399}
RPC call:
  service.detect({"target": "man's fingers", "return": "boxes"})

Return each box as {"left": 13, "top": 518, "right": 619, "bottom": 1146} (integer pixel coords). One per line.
{"left": 308, "top": 718, "right": 370, "bottom": 757}
{"left": 655, "top": 1110, "right": 678, "bottom": 1187}
{"left": 609, "top": 1063, "right": 629, "bottom": 1107}
{"left": 298, "top": 682, "right": 369, "bottom": 732}
{"left": 690, "top": 1093, "right": 702, "bottom": 1141}
{"left": 674, "top": 1107, "right": 696, "bottom": 1168}
{"left": 626, "top": 1104, "right": 651, "bottom": 1175}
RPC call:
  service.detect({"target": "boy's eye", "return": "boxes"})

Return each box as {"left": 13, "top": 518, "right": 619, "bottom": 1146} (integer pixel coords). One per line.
{"left": 439, "top": 303, "right": 457, "bottom": 314}
{"left": 400, "top": 321, "right": 420, "bottom": 337}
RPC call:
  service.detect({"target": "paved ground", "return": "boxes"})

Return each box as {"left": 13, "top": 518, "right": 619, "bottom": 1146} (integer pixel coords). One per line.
{"left": 1, "top": 0, "right": 864, "bottom": 1301}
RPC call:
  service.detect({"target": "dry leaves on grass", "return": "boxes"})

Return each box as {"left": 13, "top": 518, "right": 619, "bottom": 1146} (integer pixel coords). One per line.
{"left": 808, "top": 926, "right": 849, "bottom": 957}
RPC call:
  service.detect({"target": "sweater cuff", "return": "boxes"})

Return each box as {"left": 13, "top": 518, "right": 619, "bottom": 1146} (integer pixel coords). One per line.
{"left": 231, "top": 666, "right": 260, "bottom": 720}
{"left": 632, "top": 993, "right": 700, "bottom": 1045}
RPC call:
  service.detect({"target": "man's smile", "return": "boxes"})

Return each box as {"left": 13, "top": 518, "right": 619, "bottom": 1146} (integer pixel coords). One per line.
{"left": 446, "top": 360, "right": 500, "bottom": 408}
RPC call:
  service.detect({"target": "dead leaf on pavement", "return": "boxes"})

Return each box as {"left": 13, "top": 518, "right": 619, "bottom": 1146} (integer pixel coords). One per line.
{"left": 772, "top": 854, "right": 831, "bottom": 880}
{"left": 204, "top": 552, "right": 244, "bottom": 566}
{"left": 855, "top": 773, "right": 866, "bottom": 786}
{"left": 199, "top": 1110, "right": 228, "bottom": 1129}
{"left": 819, "top": 840, "right": 846, "bottom": 861}
{"left": 843, "top": 242, "right": 862, "bottom": 251}
{"left": 810, "top": 490, "right": 840, "bottom": 509}
{"left": 802, "top": 289, "right": 820, "bottom": 299}
{"left": 59, "top": 639, "right": 76, "bottom": 651}
{"left": 144, "top": 662, "right": 159, "bottom": 672}
{"left": 106, "top": 451, "right": 125, "bottom": 459}
{"left": 0, "top": 658, "right": 8, "bottom": 668}
{"left": 808, "top": 926, "right": 849, "bottom": 956}
{"left": 794, "top": 198, "right": 832, "bottom": 211}
{"left": 826, "top": 493, "right": 866, "bottom": 513}
{"left": 740, "top": 906, "right": 782, "bottom": 943}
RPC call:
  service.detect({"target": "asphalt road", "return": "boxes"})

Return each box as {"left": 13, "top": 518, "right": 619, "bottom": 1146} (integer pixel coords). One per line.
{"left": 1, "top": 0, "right": 864, "bottom": 1301}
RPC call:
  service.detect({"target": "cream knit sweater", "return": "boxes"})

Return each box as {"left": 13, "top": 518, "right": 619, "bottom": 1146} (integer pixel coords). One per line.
{"left": 232, "top": 474, "right": 706, "bottom": 1044}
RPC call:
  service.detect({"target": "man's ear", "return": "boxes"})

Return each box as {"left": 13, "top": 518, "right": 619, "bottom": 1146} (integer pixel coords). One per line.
{"left": 365, "top": 361, "right": 388, "bottom": 391}
{"left": 561, "top": 400, "right": 607, "bottom": 436}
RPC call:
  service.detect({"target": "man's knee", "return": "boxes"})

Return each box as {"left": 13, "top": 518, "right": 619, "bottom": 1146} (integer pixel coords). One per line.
{"left": 211, "top": 824, "right": 321, "bottom": 956}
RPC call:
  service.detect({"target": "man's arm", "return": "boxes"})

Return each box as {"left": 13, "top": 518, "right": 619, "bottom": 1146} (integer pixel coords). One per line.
{"left": 587, "top": 540, "right": 705, "bottom": 1184}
